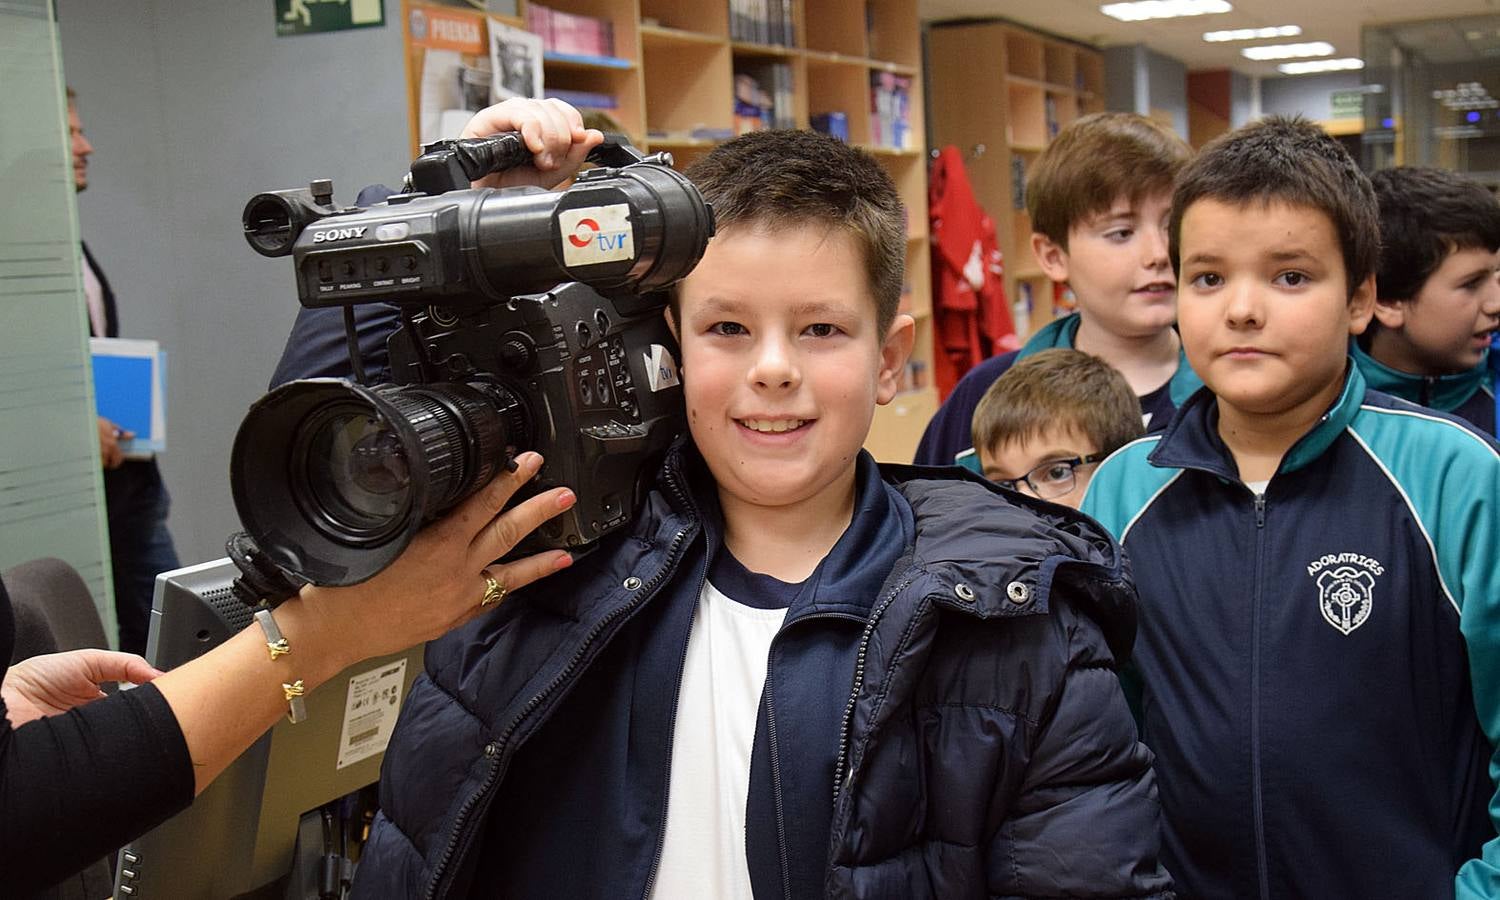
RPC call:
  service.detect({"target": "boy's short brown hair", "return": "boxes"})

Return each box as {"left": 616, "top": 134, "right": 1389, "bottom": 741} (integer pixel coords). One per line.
{"left": 684, "top": 130, "right": 905, "bottom": 335}
{"left": 971, "top": 349, "right": 1143, "bottom": 458}
{"left": 1026, "top": 113, "right": 1192, "bottom": 247}
{"left": 1169, "top": 116, "right": 1379, "bottom": 299}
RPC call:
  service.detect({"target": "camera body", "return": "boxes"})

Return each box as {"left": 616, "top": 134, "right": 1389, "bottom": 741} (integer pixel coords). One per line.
{"left": 384, "top": 279, "right": 683, "bottom": 552}
{"left": 231, "top": 135, "right": 712, "bottom": 590}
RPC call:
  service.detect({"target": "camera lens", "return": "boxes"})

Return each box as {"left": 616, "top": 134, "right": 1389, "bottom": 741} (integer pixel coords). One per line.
{"left": 298, "top": 405, "right": 412, "bottom": 538}
{"left": 231, "top": 379, "right": 529, "bottom": 586}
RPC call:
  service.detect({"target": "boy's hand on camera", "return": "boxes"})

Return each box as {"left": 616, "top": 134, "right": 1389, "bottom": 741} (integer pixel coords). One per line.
{"left": 296, "top": 451, "right": 575, "bottom": 662}
{"left": 462, "top": 98, "right": 603, "bottom": 190}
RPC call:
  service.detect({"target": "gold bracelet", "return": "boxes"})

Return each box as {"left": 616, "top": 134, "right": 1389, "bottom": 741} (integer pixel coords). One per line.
{"left": 254, "top": 608, "right": 307, "bottom": 724}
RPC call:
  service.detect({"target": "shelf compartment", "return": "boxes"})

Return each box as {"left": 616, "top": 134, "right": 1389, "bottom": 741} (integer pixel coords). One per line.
{"left": 1078, "top": 52, "right": 1105, "bottom": 96}
{"left": 545, "top": 64, "right": 645, "bottom": 141}
{"left": 642, "top": 38, "right": 733, "bottom": 137}
{"left": 639, "top": 0, "right": 728, "bottom": 38}
{"left": 1043, "top": 43, "right": 1075, "bottom": 92}
{"left": 867, "top": 0, "right": 920, "bottom": 68}
{"left": 1006, "top": 81, "right": 1046, "bottom": 149}
{"left": 1005, "top": 32, "right": 1044, "bottom": 81}
{"left": 804, "top": 0, "right": 867, "bottom": 58}
{"left": 805, "top": 54, "right": 872, "bottom": 146}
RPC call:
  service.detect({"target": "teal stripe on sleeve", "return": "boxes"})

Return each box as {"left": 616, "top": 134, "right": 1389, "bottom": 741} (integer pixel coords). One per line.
{"left": 1078, "top": 436, "right": 1175, "bottom": 543}
{"left": 1347, "top": 404, "right": 1500, "bottom": 899}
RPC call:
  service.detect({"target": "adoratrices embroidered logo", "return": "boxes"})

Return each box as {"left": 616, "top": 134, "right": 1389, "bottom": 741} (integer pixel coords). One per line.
{"left": 1306, "top": 553, "right": 1384, "bottom": 635}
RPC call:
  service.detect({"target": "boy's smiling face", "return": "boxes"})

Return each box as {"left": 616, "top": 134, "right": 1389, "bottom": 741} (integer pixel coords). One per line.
{"left": 1033, "top": 189, "right": 1178, "bottom": 340}
{"left": 1373, "top": 245, "right": 1500, "bottom": 374}
{"left": 672, "top": 223, "right": 913, "bottom": 513}
{"left": 1177, "top": 198, "right": 1375, "bottom": 418}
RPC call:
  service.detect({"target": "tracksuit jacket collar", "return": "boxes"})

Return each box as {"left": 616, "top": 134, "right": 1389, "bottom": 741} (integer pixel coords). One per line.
{"left": 1350, "top": 339, "right": 1491, "bottom": 412}
{"left": 1148, "top": 363, "right": 1366, "bottom": 482}
{"left": 1019, "top": 312, "right": 1204, "bottom": 408}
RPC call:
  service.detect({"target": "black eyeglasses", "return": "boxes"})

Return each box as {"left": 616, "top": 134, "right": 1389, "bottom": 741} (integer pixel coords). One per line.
{"left": 992, "top": 454, "right": 1104, "bottom": 500}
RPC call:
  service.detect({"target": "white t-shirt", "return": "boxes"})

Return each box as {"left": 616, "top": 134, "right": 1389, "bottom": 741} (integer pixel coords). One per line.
{"left": 648, "top": 554, "right": 798, "bottom": 900}
{"left": 81, "top": 249, "right": 107, "bottom": 337}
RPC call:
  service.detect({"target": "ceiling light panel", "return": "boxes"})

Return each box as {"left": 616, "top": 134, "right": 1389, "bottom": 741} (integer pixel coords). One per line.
{"left": 1204, "top": 25, "right": 1302, "bottom": 42}
{"left": 1100, "top": 0, "right": 1233, "bottom": 23}
{"left": 1278, "top": 58, "right": 1365, "bottom": 74}
{"left": 1242, "top": 41, "right": 1335, "bottom": 60}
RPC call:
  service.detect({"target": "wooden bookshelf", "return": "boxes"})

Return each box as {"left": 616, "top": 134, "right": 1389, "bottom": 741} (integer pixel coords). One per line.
{"left": 927, "top": 20, "right": 1104, "bottom": 341}
{"left": 401, "top": 0, "right": 933, "bottom": 462}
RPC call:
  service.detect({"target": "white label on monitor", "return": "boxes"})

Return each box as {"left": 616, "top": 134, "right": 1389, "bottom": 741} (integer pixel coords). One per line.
{"left": 336, "top": 658, "right": 408, "bottom": 770}
{"left": 558, "top": 204, "right": 635, "bottom": 267}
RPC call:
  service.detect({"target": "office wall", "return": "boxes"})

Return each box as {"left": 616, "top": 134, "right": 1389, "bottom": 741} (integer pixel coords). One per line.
{"left": 1260, "top": 71, "right": 1364, "bottom": 120}
{"left": 1146, "top": 49, "right": 1187, "bottom": 138}
{"left": 1102, "top": 42, "right": 1189, "bottom": 138}
{"left": 57, "top": 1, "right": 410, "bottom": 564}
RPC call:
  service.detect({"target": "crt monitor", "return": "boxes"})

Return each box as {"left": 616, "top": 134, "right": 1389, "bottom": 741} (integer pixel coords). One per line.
{"left": 113, "top": 559, "right": 422, "bottom": 899}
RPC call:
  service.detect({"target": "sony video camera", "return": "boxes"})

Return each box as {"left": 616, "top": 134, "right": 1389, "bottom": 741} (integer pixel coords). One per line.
{"left": 229, "top": 133, "right": 714, "bottom": 593}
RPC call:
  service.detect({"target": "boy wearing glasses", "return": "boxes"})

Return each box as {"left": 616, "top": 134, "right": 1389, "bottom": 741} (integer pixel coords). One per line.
{"left": 972, "top": 349, "right": 1143, "bottom": 508}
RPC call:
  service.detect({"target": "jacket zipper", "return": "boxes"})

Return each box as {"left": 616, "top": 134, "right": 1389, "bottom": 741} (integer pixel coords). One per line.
{"left": 760, "top": 611, "right": 862, "bottom": 900}
{"left": 639, "top": 550, "right": 710, "bottom": 900}
{"left": 831, "top": 575, "right": 918, "bottom": 802}
{"left": 427, "top": 464, "right": 700, "bottom": 900}
{"left": 1249, "top": 490, "right": 1271, "bottom": 900}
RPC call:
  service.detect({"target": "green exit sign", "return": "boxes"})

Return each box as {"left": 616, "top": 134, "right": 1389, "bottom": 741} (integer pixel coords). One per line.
{"left": 1329, "top": 89, "right": 1365, "bottom": 120}
{"left": 276, "top": 0, "right": 385, "bottom": 37}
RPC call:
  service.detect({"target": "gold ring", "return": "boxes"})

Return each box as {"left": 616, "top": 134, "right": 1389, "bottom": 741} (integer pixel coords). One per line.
{"left": 479, "top": 569, "right": 508, "bottom": 608}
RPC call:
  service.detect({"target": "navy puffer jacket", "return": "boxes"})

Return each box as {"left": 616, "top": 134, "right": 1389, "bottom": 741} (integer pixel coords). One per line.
{"left": 352, "top": 444, "right": 1173, "bottom": 899}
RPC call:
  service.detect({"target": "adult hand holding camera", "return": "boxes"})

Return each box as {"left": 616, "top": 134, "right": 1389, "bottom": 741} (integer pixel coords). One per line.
{"left": 460, "top": 97, "right": 602, "bottom": 190}
{"left": 153, "top": 451, "right": 574, "bottom": 794}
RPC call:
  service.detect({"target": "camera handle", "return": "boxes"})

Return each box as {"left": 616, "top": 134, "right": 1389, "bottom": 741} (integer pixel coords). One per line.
{"left": 408, "top": 132, "right": 674, "bottom": 196}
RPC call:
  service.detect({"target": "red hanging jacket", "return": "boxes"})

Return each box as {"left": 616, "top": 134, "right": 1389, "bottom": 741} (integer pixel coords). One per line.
{"left": 929, "top": 145, "right": 1017, "bottom": 399}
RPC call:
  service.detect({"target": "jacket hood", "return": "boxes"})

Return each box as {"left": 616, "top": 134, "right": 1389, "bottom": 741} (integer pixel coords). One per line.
{"left": 882, "top": 464, "right": 1140, "bottom": 664}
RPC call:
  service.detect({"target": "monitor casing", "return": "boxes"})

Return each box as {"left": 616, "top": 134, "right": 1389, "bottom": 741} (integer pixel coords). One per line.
{"left": 114, "top": 559, "right": 421, "bottom": 899}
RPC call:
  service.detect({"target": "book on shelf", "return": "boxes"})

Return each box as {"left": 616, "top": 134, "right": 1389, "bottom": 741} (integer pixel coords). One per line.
{"left": 729, "top": 0, "right": 793, "bottom": 47}
{"left": 869, "top": 71, "right": 913, "bottom": 150}
{"left": 525, "top": 3, "right": 614, "bottom": 58}
{"left": 733, "top": 60, "right": 795, "bottom": 133}
{"left": 543, "top": 87, "right": 617, "bottom": 110}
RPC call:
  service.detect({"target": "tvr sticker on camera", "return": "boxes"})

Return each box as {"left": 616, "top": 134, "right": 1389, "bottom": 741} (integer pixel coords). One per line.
{"left": 560, "top": 204, "right": 636, "bottom": 266}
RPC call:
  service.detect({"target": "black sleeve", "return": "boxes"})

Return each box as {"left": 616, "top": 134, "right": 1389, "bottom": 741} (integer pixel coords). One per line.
{"left": 0, "top": 580, "right": 195, "bottom": 895}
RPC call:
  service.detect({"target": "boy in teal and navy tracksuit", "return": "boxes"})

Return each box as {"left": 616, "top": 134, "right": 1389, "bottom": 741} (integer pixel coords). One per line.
{"left": 1083, "top": 118, "right": 1500, "bottom": 898}
{"left": 1352, "top": 166, "right": 1500, "bottom": 435}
